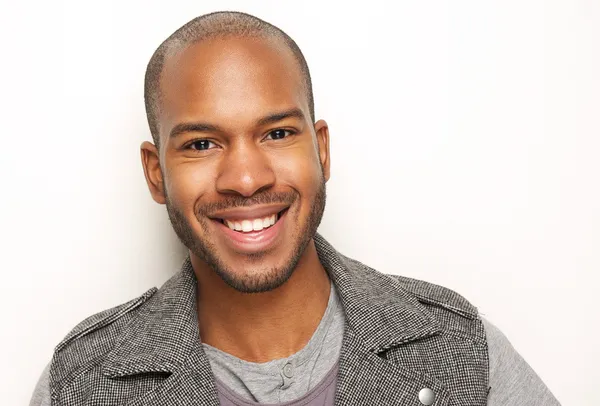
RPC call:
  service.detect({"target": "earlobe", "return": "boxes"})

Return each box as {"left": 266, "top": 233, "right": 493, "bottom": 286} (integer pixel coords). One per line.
{"left": 314, "top": 120, "right": 331, "bottom": 182}
{"left": 140, "top": 141, "right": 166, "bottom": 204}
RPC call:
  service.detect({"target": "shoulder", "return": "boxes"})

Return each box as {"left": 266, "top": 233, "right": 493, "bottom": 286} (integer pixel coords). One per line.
{"left": 49, "top": 287, "right": 158, "bottom": 393}
{"left": 482, "top": 318, "right": 561, "bottom": 405}
{"left": 339, "top": 254, "right": 477, "bottom": 318}
{"left": 388, "top": 273, "right": 486, "bottom": 342}
{"left": 29, "top": 362, "right": 51, "bottom": 406}
{"left": 341, "top": 252, "right": 484, "bottom": 342}
{"left": 388, "top": 273, "right": 478, "bottom": 319}
{"left": 55, "top": 287, "right": 158, "bottom": 353}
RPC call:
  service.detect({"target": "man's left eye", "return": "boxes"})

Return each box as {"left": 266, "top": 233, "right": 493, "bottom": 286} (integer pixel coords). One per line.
{"left": 266, "top": 129, "right": 293, "bottom": 140}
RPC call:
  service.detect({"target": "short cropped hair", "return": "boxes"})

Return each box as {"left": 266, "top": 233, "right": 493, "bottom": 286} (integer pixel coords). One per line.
{"left": 144, "top": 11, "right": 314, "bottom": 148}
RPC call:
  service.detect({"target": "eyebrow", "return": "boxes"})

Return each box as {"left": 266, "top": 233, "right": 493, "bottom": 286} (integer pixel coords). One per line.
{"left": 169, "top": 108, "right": 306, "bottom": 139}
{"left": 256, "top": 108, "right": 306, "bottom": 127}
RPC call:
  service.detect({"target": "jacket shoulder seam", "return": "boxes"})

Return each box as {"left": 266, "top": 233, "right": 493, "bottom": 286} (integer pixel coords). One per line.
{"left": 411, "top": 291, "right": 478, "bottom": 319}
{"left": 387, "top": 274, "right": 479, "bottom": 319}
{"left": 55, "top": 287, "right": 158, "bottom": 353}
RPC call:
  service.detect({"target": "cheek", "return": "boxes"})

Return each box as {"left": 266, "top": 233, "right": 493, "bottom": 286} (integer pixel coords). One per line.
{"left": 274, "top": 151, "right": 323, "bottom": 197}
{"left": 165, "top": 161, "right": 214, "bottom": 209}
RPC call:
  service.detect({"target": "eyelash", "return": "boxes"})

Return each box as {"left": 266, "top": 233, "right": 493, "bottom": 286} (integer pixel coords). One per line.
{"left": 264, "top": 129, "right": 296, "bottom": 141}
{"left": 184, "top": 129, "right": 297, "bottom": 151}
{"left": 186, "top": 139, "right": 216, "bottom": 151}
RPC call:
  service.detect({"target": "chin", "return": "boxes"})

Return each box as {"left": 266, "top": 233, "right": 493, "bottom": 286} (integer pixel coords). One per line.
{"left": 210, "top": 239, "right": 306, "bottom": 293}
{"left": 214, "top": 262, "right": 296, "bottom": 293}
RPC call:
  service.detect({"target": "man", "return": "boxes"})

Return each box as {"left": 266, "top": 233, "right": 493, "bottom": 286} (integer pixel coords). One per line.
{"left": 31, "top": 11, "right": 559, "bottom": 406}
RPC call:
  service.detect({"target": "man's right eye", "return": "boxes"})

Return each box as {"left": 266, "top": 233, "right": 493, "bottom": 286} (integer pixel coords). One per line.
{"left": 188, "top": 140, "right": 216, "bottom": 151}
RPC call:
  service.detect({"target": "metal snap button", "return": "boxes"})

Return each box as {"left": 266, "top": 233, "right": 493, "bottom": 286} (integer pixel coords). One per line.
{"left": 419, "top": 387, "right": 435, "bottom": 405}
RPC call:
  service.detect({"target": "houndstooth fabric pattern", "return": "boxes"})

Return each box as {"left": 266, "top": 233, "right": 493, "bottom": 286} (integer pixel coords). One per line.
{"left": 49, "top": 233, "right": 488, "bottom": 405}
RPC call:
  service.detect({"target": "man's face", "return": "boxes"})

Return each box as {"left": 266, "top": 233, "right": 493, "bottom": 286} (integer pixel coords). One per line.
{"left": 144, "top": 36, "right": 330, "bottom": 293}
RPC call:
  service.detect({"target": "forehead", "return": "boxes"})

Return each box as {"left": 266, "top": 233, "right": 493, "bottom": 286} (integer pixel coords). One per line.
{"left": 158, "top": 36, "right": 307, "bottom": 137}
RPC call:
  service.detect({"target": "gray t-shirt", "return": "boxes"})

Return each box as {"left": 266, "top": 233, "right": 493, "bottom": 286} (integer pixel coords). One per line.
{"left": 29, "top": 285, "right": 560, "bottom": 405}
{"left": 204, "top": 283, "right": 344, "bottom": 404}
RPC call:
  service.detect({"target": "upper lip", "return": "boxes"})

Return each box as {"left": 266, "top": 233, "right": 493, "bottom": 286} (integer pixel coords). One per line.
{"left": 209, "top": 204, "right": 289, "bottom": 221}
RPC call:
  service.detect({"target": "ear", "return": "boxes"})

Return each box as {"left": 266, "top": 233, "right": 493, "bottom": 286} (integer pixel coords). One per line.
{"left": 314, "top": 120, "right": 331, "bottom": 182}
{"left": 140, "top": 141, "right": 166, "bottom": 204}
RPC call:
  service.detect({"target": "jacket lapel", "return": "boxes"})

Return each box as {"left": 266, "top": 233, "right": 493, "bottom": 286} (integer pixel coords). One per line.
{"left": 122, "top": 345, "right": 220, "bottom": 406}
{"left": 100, "top": 259, "right": 220, "bottom": 405}
{"left": 335, "top": 329, "right": 450, "bottom": 405}
{"left": 312, "top": 234, "right": 448, "bottom": 405}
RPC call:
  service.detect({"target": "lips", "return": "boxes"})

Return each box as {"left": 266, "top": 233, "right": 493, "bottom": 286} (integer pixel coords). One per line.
{"left": 209, "top": 206, "right": 289, "bottom": 253}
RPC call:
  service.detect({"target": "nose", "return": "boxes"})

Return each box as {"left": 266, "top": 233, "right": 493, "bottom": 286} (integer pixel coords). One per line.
{"left": 215, "top": 140, "right": 276, "bottom": 197}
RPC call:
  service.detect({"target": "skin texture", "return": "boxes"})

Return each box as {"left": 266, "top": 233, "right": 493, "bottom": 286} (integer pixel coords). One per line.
{"left": 140, "top": 36, "right": 332, "bottom": 362}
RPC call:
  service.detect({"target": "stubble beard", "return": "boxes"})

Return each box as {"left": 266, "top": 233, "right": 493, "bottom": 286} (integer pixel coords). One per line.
{"left": 164, "top": 178, "right": 326, "bottom": 293}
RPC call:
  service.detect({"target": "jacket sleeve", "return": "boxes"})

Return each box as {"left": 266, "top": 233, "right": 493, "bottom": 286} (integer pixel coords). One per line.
{"left": 29, "top": 362, "right": 51, "bottom": 406}
{"left": 483, "top": 318, "right": 561, "bottom": 405}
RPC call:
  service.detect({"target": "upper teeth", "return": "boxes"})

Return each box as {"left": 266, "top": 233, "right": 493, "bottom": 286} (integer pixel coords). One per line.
{"left": 225, "top": 214, "right": 277, "bottom": 232}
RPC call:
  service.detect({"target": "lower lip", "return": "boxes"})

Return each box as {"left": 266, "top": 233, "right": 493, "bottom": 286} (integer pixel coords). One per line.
{"left": 213, "top": 210, "right": 287, "bottom": 253}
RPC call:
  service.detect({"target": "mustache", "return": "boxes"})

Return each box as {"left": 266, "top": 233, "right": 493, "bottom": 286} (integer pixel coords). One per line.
{"left": 197, "top": 191, "right": 299, "bottom": 217}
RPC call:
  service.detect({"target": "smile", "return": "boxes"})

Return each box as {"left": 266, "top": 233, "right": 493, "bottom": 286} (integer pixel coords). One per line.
{"left": 210, "top": 206, "right": 289, "bottom": 253}
{"left": 218, "top": 211, "right": 284, "bottom": 233}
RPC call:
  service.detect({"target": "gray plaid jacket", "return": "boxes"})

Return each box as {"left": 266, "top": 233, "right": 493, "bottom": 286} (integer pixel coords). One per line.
{"left": 49, "top": 234, "right": 489, "bottom": 405}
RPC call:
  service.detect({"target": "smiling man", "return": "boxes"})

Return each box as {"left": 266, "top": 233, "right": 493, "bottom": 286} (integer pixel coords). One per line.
{"left": 30, "top": 11, "right": 559, "bottom": 406}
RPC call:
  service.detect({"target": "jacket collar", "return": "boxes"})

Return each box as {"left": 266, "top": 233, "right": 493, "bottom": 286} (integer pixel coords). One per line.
{"left": 101, "top": 257, "right": 201, "bottom": 377}
{"left": 313, "top": 233, "right": 441, "bottom": 352}
{"left": 101, "top": 233, "right": 441, "bottom": 378}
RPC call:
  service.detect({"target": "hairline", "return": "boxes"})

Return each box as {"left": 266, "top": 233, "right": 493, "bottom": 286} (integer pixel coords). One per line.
{"left": 145, "top": 17, "right": 315, "bottom": 150}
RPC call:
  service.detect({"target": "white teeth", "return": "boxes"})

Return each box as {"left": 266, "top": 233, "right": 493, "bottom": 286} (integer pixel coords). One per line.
{"left": 223, "top": 213, "right": 278, "bottom": 233}
{"left": 242, "top": 220, "right": 253, "bottom": 232}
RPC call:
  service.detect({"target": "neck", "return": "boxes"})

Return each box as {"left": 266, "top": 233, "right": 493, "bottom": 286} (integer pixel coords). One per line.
{"left": 192, "top": 239, "right": 331, "bottom": 363}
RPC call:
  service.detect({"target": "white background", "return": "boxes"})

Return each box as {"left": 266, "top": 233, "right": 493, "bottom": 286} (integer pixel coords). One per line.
{"left": 1, "top": 0, "right": 598, "bottom": 404}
